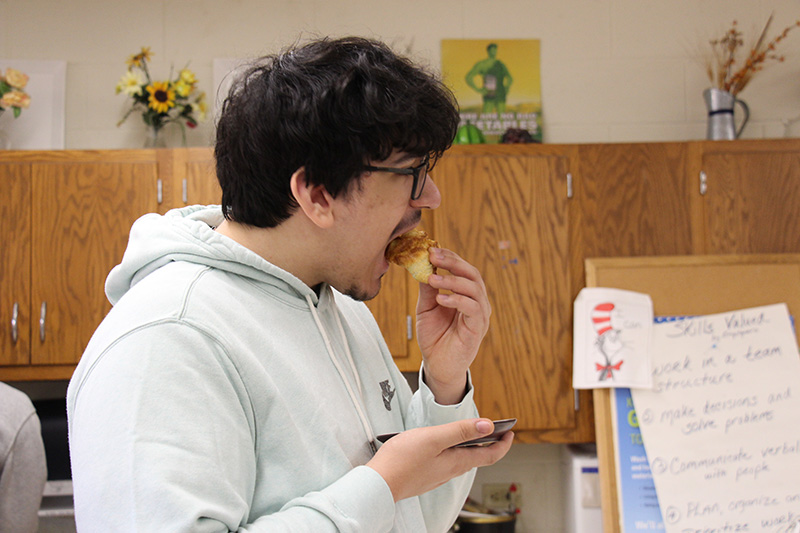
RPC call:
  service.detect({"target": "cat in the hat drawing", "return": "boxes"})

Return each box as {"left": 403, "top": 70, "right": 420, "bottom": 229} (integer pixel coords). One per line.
{"left": 592, "top": 302, "right": 624, "bottom": 381}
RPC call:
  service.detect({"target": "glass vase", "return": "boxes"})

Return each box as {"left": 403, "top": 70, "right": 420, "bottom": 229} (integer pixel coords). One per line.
{"left": 144, "top": 125, "right": 167, "bottom": 148}
{"left": 0, "top": 110, "right": 10, "bottom": 149}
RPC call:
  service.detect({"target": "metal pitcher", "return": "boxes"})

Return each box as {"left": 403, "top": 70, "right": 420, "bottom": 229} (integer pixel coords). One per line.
{"left": 703, "top": 88, "right": 749, "bottom": 140}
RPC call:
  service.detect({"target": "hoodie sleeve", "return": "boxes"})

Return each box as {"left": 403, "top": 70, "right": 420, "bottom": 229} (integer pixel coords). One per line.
{"left": 68, "top": 322, "right": 396, "bottom": 533}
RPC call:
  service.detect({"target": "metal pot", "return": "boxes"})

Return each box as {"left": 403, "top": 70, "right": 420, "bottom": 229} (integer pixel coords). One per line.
{"left": 454, "top": 512, "right": 516, "bottom": 533}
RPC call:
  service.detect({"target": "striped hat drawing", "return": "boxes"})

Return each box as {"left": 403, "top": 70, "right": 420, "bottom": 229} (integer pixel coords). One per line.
{"left": 591, "top": 303, "right": 615, "bottom": 336}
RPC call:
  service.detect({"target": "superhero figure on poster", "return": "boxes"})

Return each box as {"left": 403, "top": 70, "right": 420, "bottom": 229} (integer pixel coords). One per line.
{"left": 465, "top": 43, "right": 513, "bottom": 113}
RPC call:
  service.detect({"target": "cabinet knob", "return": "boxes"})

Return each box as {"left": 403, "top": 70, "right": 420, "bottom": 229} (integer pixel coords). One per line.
{"left": 39, "top": 301, "right": 47, "bottom": 342}
{"left": 11, "top": 302, "right": 19, "bottom": 344}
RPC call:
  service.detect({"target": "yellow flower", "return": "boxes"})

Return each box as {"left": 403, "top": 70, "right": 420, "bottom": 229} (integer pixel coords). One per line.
{"left": 127, "top": 46, "right": 154, "bottom": 69}
{"left": 174, "top": 80, "right": 193, "bottom": 98}
{"left": 4, "top": 68, "right": 29, "bottom": 89}
{"left": 146, "top": 81, "right": 176, "bottom": 114}
{"left": 115, "top": 70, "right": 146, "bottom": 96}
{"left": 191, "top": 92, "right": 208, "bottom": 121}
{"left": 179, "top": 68, "right": 197, "bottom": 85}
{"left": 1, "top": 90, "right": 31, "bottom": 109}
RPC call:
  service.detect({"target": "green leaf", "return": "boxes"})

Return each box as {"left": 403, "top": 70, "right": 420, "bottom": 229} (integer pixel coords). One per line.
{"left": 13, "top": 106, "right": 21, "bottom": 118}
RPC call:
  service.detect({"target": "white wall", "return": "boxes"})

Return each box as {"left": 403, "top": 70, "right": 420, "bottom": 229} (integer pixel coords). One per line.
{"left": 2, "top": 0, "right": 800, "bottom": 149}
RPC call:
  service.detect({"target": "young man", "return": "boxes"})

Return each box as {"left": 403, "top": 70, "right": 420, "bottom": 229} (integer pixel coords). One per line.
{"left": 67, "top": 36, "right": 512, "bottom": 532}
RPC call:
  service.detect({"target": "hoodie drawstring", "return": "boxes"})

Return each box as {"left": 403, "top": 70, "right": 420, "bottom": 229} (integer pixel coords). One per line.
{"left": 305, "top": 292, "right": 378, "bottom": 454}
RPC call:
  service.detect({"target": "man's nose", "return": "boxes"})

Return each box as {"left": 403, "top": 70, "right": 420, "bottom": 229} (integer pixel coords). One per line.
{"left": 411, "top": 175, "right": 441, "bottom": 210}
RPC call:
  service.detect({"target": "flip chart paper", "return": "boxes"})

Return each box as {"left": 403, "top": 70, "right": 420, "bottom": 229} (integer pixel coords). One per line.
{"left": 631, "top": 304, "right": 800, "bottom": 532}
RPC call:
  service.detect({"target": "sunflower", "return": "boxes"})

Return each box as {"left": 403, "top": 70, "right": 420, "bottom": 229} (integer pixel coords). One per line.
{"left": 146, "top": 81, "right": 176, "bottom": 114}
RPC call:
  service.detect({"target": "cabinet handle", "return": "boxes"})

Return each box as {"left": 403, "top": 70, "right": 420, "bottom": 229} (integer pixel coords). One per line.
{"left": 182, "top": 178, "right": 188, "bottom": 204}
{"left": 39, "top": 301, "right": 47, "bottom": 342}
{"left": 699, "top": 171, "right": 707, "bottom": 195}
{"left": 574, "top": 389, "right": 580, "bottom": 411}
{"left": 157, "top": 179, "right": 163, "bottom": 204}
{"left": 566, "top": 172, "right": 573, "bottom": 199}
{"left": 11, "top": 302, "right": 19, "bottom": 344}
{"left": 406, "top": 315, "right": 413, "bottom": 341}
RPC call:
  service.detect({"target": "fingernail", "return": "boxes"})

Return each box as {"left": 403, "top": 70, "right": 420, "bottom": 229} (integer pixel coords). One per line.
{"left": 476, "top": 420, "right": 493, "bottom": 434}
{"left": 428, "top": 274, "right": 442, "bottom": 283}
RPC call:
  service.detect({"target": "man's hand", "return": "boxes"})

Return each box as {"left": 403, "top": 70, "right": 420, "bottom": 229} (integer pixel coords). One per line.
{"left": 416, "top": 248, "right": 491, "bottom": 404}
{"left": 367, "top": 419, "right": 513, "bottom": 502}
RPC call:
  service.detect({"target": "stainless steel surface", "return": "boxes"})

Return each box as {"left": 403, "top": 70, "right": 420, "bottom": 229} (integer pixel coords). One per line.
{"left": 703, "top": 88, "right": 749, "bottom": 140}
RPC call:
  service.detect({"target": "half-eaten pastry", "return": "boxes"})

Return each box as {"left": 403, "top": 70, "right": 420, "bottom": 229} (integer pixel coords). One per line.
{"left": 385, "top": 229, "right": 438, "bottom": 284}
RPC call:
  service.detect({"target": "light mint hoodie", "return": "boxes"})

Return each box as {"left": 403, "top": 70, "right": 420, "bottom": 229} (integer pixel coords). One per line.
{"left": 67, "top": 205, "right": 477, "bottom": 532}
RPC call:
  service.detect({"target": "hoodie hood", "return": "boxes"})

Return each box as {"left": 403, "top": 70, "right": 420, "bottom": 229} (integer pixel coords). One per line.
{"left": 106, "top": 205, "right": 317, "bottom": 305}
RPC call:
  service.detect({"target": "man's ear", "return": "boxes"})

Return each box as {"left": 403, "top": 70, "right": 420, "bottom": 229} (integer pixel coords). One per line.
{"left": 290, "top": 167, "right": 336, "bottom": 229}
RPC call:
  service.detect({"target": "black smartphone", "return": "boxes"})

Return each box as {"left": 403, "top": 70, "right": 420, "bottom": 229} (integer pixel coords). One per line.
{"left": 375, "top": 418, "right": 516, "bottom": 448}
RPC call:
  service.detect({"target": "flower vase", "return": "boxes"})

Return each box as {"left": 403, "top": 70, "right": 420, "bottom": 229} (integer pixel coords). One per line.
{"left": 0, "top": 110, "right": 10, "bottom": 149}
{"left": 144, "top": 125, "right": 167, "bottom": 148}
{"left": 703, "top": 88, "right": 750, "bottom": 140}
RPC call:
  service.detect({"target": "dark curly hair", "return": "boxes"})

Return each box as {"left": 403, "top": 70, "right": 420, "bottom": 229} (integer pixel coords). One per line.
{"left": 214, "top": 36, "right": 460, "bottom": 228}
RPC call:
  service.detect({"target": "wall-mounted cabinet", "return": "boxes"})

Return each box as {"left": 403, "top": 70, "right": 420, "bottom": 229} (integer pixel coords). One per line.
{"left": 1, "top": 151, "right": 163, "bottom": 380}
{"left": 2, "top": 141, "right": 798, "bottom": 445}
{"left": 0, "top": 149, "right": 221, "bottom": 381}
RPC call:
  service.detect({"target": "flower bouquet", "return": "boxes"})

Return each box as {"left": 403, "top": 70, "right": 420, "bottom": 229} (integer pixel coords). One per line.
{"left": 704, "top": 14, "right": 800, "bottom": 96}
{"left": 116, "top": 47, "right": 207, "bottom": 146}
{"left": 0, "top": 67, "right": 31, "bottom": 118}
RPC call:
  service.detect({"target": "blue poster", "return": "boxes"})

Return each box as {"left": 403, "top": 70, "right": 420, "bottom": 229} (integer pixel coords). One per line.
{"left": 614, "top": 387, "right": 664, "bottom": 531}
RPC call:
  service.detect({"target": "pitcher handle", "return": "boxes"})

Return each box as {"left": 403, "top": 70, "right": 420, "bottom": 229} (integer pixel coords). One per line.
{"left": 734, "top": 98, "right": 750, "bottom": 139}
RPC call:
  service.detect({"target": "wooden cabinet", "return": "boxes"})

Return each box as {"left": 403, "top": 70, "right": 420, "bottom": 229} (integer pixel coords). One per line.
{"left": 424, "top": 140, "right": 800, "bottom": 443}
{"left": 688, "top": 140, "right": 800, "bottom": 254}
{"left": 365, "top": 265, "right": 419, "bottom": 371}
{"left": 167, "top": 148, "right": 222, "bottom": 208}
{"left": 433, "top": 146, "right": 579, "bottom": 440}
{"left": 3, "top": 141, "right": 798, "bottom": 444}
{"left": 0, "top": 163, "right": 32, "bottom": 368}
{"left": 1, "top": 151, "right": 161, "bottom": 380}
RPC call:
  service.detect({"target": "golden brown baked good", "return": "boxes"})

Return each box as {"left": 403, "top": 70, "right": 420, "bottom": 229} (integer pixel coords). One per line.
{"left": 385, "top": 229, "right": 438, "bottom": 283}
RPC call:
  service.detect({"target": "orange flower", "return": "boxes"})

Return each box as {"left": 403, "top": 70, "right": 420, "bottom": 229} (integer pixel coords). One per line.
{"left": 4, "top": 68, "right": 29, "bottom": 89}
{"left": 127, "top": 46, "right": 154, "bottom": 69}
{"left": 1, "top": 90, "right": 31, "bottom": 109}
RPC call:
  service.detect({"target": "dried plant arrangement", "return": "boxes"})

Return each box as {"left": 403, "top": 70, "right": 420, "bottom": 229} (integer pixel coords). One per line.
{"left": 705, "top": 14, "right": 800, "bottom": 96}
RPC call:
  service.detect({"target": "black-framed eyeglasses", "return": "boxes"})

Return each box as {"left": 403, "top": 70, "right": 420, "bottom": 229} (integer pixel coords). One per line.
{"left": 364, "top": 154, "right": 431, "bottom": 200}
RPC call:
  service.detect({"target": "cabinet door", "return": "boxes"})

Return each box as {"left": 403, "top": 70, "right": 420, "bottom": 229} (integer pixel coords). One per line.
{"left": 177, "top": 148, "right": 222, "bottom": 207}
{"left": 699, "top": 145, "right": 800, "bottom": 253}
{"left": 571, "top": 143, "right": 694, "bottom": 268}
{"left": 0, "top": 163, "right": 31, "bottom": 366}
{"left": 365, "top": 264, "right": 414, "bottom": 368}
{"left": 434, "top": 151, "right": 573, "bottom": 432}
{"left": 30, "top": 161, "right": 160, "bottom": 365}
